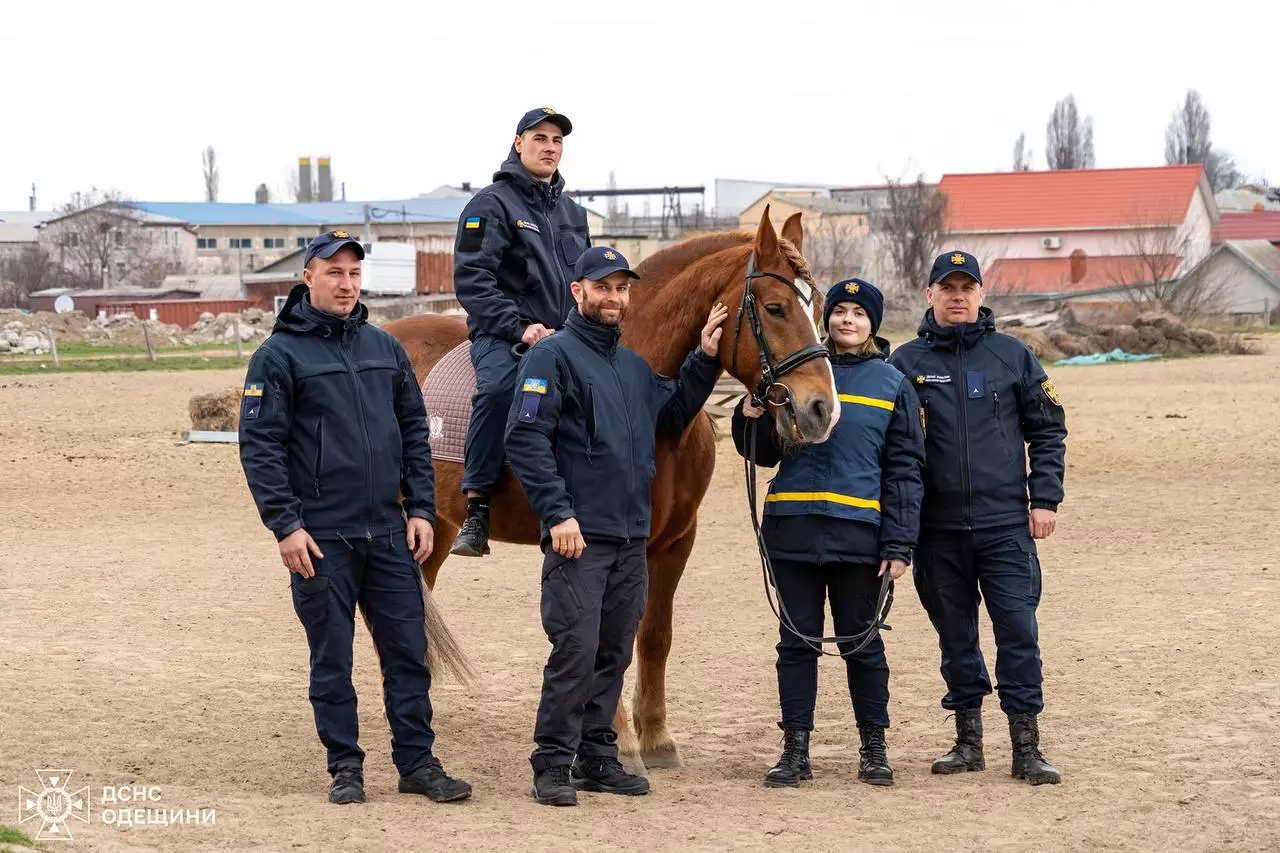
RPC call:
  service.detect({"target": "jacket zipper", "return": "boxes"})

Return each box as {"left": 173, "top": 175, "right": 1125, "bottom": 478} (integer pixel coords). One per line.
{"left": 313, "top": 417, "right": 324, "bottom": 496}
{"left": 993, "top": 390, "right": 1009, "bottom": 457}
{"left": 542, "top": 191, "right": 567, "bottom": 323}
{"left": 957, "top": 346, "right": 973, "bottom": 530}
{"left": 337, "top": 331, "right": 376, "bottom": 540}
{"left": 608, "top": 351, "right": 635, "bottom": 543}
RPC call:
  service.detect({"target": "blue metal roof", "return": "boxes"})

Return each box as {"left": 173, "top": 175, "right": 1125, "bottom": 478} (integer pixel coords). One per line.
{"left": 129, "top": 197, "right": 471, "bottom": 227}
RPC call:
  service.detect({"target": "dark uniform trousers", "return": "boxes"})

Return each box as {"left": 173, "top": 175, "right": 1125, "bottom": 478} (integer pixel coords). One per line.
{"left": 772, "top": 559, "right": 891, "bottom": 730}
{"left": 912, "top": 525, "right": 1044, "bottom": 716}
{"left": 462, "top": 334, "right": 521, "bottom": 495}
{"left": 290, "top": 533, "right": 436, "bottom": 776}
{"left": 531, "top": 538, "right": 648, "bottom": 771}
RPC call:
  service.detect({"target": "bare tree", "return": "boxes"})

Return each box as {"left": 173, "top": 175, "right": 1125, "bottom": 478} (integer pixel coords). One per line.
{"left": 1046, "top": 95, "right": 1095, "bottom": 170}
{"left": 277, "top": 168, "right": 302, "bottom": 204}
{"left": 43, "top": 188, "right": 190, "bottom": 289}
{"left": 871, "top": 176, "right": 948, "bottom": 296}
{"left": 202, "top": 146, "right": 220, "bottom": 202}
{"left": 1164, "top": 89, "right": 1243, "bottom": 193}
{"left": 803, "top": 214, "right": 870, "bottom": 285}
{"left": 1013, "top": 133, "right": 1033, "bottom": 171}
{"left": 1105, "top": 207, "right": 1232, "bottom": 319}
{"left": 0, "top": 246, "right": 53, "bottom": 308}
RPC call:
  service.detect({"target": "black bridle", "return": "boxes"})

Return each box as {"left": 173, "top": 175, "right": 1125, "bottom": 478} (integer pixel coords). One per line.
{"left": 734, "top": 252, "right": 895, "bottom": 658}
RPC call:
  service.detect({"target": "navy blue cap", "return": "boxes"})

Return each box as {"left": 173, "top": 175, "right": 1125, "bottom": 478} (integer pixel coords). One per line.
{"left": 823, "top": 278, "right": 884, "bottom": 335}
{"left": 574, "top": 246, "right": 640, "bottom": 282}
{"left": 516, "top": 107, "right": 572, "bottom": 136}
{"left": 929, "top": 250, "right": 983, "bottom": 285}
{"left": 304, "top": 230, "right": 365, "bottom": 267}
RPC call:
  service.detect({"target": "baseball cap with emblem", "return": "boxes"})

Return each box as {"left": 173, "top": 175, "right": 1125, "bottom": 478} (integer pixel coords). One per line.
{"left": 574, "top": 246, "right": 640, "bottom": 282}
{"left": 304, "top": 230, "right": 366, "bottom": 267}
{"left": 516, "top": 107, "right": 573, "bottom": 136}
{"left": 929, "top": 249, "right": 983, "bottom": 285}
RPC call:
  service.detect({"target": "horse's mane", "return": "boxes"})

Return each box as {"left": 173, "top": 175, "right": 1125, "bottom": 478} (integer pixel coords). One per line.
{"left": 633, "top": 231, "right": 814, "bottom": 285}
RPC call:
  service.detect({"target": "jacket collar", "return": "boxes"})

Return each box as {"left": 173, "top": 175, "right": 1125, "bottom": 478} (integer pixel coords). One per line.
{"left": 565, "top": 306, "right": 621, "bottom": 356}
{"left": 272, "top": 282, "right": 368, "bottom": 339}
{"left": 917, "top": 306, "right": 995, "bottom": 353}
{"left": 830, "top": 335, "right": 890, "bottom": 366}
{"left": 493, "top": 147, "right": 565, "bottom": 208}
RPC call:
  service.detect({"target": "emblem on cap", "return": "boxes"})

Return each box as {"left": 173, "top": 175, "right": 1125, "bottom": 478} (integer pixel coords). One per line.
{"left": 542, "top": 107, "right": 556, "bottom": 115}
{"left": 333, "top": 230, "right": 349, "bottom": 239}
{"left": 951, "top": 253, "right": 966, "bottom": 265}
{"left": 844, "top": 281, "right": 860, "bottom": 294}
{"left": 603, "top": 251, "right": 617, "bottom": 261}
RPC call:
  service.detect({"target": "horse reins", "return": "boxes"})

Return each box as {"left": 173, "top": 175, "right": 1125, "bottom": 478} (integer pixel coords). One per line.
{"left": 734, "top": 252, "right": 895, "bottom": 658}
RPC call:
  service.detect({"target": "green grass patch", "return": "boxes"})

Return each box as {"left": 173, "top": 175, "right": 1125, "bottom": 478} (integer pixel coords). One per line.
{"left": 46, "top": 341, "right": 259, "bottom": 357}
{"left": 0, "top": 356, "right": 250, "bottom": 375}
{"left": 0, "top": 825, "right": 37, "bottom": 848}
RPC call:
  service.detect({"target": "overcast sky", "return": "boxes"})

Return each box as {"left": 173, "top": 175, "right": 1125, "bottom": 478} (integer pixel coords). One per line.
{"left": 2, "top": 0, "right": 1275, "bottom": 213}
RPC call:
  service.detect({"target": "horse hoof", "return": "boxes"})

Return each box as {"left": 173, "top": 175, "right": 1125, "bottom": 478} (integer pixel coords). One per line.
{"left": 640, "top": 742, "right": 683, "bottom": 770}
{"left": 620, "top": 753, "right": 649, "bottom": 779}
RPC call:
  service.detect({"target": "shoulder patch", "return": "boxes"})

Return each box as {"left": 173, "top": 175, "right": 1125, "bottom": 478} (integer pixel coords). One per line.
{"left": 241, "top": 383, "right": 264, "bottom": 420}
{"left": 458, "top": 215, "right": 486, "bottom": 252}
{"left": 522, "top": 377, "right": 548, "bottom": 395}
{"left": 243, "top": 382, "right": 263, "bottom": 397}
{"left": 1041, "top": 377, "right": 1063, "bottom": 407}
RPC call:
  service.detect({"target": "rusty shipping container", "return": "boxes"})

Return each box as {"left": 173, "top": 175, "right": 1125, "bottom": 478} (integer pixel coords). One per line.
{"left": 95, "top": 299, "right": 251, "bottom": 327}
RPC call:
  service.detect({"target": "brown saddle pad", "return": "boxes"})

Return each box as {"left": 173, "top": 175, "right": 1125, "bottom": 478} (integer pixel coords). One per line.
{"left": 421, "top": 340, "right": 475, "bottom": 464}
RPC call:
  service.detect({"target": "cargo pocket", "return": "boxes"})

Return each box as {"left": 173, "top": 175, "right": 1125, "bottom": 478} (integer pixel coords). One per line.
{"left": 1015, "top": 538, "right": 1042, "bottom": 604}
{"left": 540, "top": 556, "right": 585, "bottom": 637}
{"left": 291, "top": 573, "right": 330, "bottom": 634}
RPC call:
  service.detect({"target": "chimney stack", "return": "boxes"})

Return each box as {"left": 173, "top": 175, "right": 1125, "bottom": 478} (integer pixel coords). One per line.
{"left": 29, "top": 183, "right": 36, "bottom": 212}
{"left": 317, "top": 157, "right": 333, "bottom": 202}
{"left": 255, "top": 183, "right": 270, "bottom": 204}
{"left": 297, "top": 157, "right": 313, "bottom": 203}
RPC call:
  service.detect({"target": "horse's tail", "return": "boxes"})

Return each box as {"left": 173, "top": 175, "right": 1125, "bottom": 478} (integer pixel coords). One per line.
{"left": 422, "top": 583, "right": 477, "bottom": 686}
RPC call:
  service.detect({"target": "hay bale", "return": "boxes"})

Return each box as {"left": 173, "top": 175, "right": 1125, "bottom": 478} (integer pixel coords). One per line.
{"left": 1047, "top": 330, "right": 1090, "bottom": 357}
{"left": 1188, "top": 328, "right": 1220, "bottom": 353}
{"left": 1137, "top": 325, "right": 1165, "bottom": 350}
{"left": 1004, "top": 327, "right": 1065, "bottom": 363}
{"left": 1097, "top": 324, "right": 1143, "bottom": 352}
{"left": 189, "top": 388, "right": 242, "bottom": 432}
{"left": 1133, "top": 311, "right": 1179, "bottom": 329}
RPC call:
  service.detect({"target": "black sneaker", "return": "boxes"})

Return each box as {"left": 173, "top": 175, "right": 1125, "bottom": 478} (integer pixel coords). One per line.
{"left": 571, "top": 755, "right": 650, "bottom": 796}
{"left": 398, "top": 757, "right": 472, "bottom": 803}
{"left": 329, "top": 767, "right": 364, "bottom": 804}
{"left": 450, "top": 502, "right": 491, "bottom": 557}
{"left": 532, "top": 765, "right": 577, "bottom": 806}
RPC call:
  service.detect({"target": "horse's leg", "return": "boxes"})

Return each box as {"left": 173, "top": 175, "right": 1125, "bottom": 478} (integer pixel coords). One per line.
{"left": 633, "top": 531, "right": 694, "bottom": 769}
{"left": 421, "top": 516, "right": 459, "bottom": 590}
{"left": 614, "top": 695, "right": 646, "bottom": 777}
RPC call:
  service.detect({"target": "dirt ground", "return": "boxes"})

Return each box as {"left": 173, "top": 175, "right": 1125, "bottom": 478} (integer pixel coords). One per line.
{"left": 2, "top": 340, "right": 1279, "bottom": 853}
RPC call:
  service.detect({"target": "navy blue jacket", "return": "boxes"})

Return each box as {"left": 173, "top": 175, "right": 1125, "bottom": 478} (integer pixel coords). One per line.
{"left": 732, "top": 342, "right": 925, "bottom": 565}
{"left": 888, "top": 307, "right": 1067, "bottom": 531}
{"left": 453, "top": 149, "right": 591, "bottom": 344}
{"left": 238, "top": 284, "right": 435, "bottom": 542}
{"left": 504, "top": 307, "right": 721, "bottom": 543}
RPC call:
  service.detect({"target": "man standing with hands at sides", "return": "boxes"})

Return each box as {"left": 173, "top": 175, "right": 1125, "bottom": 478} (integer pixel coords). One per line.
{"left": 451, "top": 106, "right": 591, "bottom": 558}
{"left": 504, "top": 246, "right": 728, "bottom": 806}
{"left": 889, "top": 250, "right": 1068, "bottom": 785}
{"left": 238, "top": 231, "right": 472, "bottom": 806}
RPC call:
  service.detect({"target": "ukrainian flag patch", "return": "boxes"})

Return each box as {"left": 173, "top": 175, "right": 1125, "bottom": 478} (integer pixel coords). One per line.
{"left": 522, "top": 378, "right": 548, "bottom": 395}
{"left": 243, "top": 383, "right": 263, "bottom": 397}
{"left": 464, "top": 216, "right": 481, "bottom": 229}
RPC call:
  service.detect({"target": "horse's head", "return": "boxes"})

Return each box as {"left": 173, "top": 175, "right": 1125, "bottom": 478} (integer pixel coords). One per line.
{"left": 722, "top": 206, "right": 839, "bottom": 446}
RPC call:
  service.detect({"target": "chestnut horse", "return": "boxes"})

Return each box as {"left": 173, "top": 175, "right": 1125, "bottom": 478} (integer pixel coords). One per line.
{"left": 384, "top": 208, "right": 838, "bottom": 772}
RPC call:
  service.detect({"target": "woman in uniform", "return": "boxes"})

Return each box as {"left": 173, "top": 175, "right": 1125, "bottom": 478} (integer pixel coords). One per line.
{"left": 732, "top": 277, "right": 925, "bottom": 788}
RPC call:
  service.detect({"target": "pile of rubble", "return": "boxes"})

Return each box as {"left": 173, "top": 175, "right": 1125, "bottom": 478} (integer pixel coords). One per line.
{"left": 1001, "top": 310, "right": 1256, "bottom": 363}
{"left": 0, "top": 307, "right": 274, "bottom": 353}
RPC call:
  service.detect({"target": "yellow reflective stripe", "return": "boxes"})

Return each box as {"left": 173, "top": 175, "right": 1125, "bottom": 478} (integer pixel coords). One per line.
{"left": 765, "top": 491, "right": 881, "bottom": 511}
{"left": 838, "top": 393, "right": 894, "bottom": 411}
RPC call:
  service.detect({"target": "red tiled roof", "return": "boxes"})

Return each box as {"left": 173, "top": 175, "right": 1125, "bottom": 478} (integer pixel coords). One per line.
{"left": 939, "top": 165, "right": 1206, "bottom": 232}
{"left": 986, "top": 255, "right": 1179, "bottom": 294}
{"left": 1213, "top": 212, "right": 1280, "bottom": 243}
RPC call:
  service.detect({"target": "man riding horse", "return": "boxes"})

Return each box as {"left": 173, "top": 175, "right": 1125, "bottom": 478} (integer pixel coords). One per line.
{"left": 450, "top": 107, "right": 591, "bottom": 558}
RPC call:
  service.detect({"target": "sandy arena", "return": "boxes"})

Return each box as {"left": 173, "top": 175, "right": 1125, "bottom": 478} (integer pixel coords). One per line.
{"left": 2, "top": 341, "right": 1278, "bottom": 852}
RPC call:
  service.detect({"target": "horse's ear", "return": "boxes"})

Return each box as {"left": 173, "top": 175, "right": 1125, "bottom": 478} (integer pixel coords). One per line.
{"left": 754, "top": 203, "right": 779, "bottom": 259}
{"left": 781, "top": 212, "right": 804, "bottom": 254}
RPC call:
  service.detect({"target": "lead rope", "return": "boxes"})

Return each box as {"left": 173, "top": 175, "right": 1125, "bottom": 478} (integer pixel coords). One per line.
{"left": 744, "top": 412, "right": 894, "bottom": 658}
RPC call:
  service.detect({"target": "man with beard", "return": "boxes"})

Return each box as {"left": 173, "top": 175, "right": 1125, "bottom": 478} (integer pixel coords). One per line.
{"left": 504, "top": 246, "right": 728, "bottom": 806}
{"left": 450, "top": 107, "right": 591, "bottom": 558}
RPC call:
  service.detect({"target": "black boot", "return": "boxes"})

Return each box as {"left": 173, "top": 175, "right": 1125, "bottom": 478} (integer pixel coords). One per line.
{"left": 857, "top": 725, "right": 894, "bottom": 786}
{"left": 571, "top": 755, "right": 650, "bottom": 796}
{"left": 931, "top": 708, "right": 985, "bottom": 774}
{"left": 398, "top": 756, "right": 472, "bottom": 803}
{"left": 763, "top": 729, "right": 812, "bottom": 788}
{"left": 449, "top": 498, "right": 490, "bottom": 557}
{"left": 1009, "top": 713, "right": 1061, "bottom": 785}
{"left": 328, "top": 767, "right": 364, "bottom": 804}
{"left": 531, "top": 765, "right": 577, "bottom": 806}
